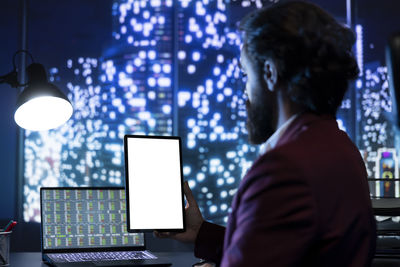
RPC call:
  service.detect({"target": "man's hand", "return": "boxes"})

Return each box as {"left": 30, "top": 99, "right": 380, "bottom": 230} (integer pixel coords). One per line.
{"left": 154, "top": 181, "right": 204, "bottom": 243}
{"left": 193, "top": 262, "right": 216, "bottom": 267}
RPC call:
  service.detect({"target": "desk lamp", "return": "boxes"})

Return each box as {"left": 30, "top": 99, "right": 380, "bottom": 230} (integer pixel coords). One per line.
{"left": 0, "top": 50, "right": 73, "bottom": 131}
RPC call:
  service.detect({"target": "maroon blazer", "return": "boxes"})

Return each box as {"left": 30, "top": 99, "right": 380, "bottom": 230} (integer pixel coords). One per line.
{"left": 194, "top": 113, "right": 376, "bottom": 266}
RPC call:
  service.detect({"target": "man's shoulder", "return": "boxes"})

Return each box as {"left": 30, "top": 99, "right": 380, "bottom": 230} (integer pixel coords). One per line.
{"left": 238, "top": 147, "right": 307, "bottom": 200}
{"left": 239, "top": 116, "right": 364, "bottom": 197}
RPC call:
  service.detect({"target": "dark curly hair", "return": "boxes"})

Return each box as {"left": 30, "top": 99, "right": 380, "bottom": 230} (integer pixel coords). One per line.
{"left": 239, "top": 1, "right": 359, "bottom": 115}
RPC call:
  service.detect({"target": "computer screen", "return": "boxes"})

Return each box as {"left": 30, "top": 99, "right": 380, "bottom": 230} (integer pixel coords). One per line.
{"left": 40, "top": 187, "right": 144, "bottom": 250}
{"left": 124, "top": 135, "right": 185, "bottom": 231}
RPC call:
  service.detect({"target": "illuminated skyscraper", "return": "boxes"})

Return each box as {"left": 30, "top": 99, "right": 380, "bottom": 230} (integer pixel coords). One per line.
{"left": 24, "top": 0, "right": 393, "bottom": 224}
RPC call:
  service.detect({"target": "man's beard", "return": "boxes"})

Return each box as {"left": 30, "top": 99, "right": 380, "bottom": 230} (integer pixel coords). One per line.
{"left": 246, "top": 99, "right": 275, "bottom": 145}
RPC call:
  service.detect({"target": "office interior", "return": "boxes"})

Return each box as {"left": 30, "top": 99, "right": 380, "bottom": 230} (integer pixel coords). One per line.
{"left": 0, "top": 0, "right": 399, "bottom": 263}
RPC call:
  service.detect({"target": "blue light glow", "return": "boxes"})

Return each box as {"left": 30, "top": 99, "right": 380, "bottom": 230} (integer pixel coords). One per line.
{"left": 178, "top": 51, "right": 186, "bottom": 60}
{"left": 23, "top": 0, "right": 262, "bottom": 225}
{"left": 187, "top": 64, "right": 196, "bottom": 74}
{"left": 192, "top": 51, "right": 201, "bottom": 61}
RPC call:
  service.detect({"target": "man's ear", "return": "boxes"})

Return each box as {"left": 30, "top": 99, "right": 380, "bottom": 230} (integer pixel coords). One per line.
{"left": 263, "top": 59, "right": 278, "bottom": 92}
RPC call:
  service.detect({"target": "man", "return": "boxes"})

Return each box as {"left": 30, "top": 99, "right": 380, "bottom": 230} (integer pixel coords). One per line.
{"left": 156, "top": 1, "right": 376, "bottom": 266}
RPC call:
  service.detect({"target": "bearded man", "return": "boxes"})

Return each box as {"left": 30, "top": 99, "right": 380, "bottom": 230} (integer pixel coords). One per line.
{"left": 156, "top": 1, "right": 376, "bottom": 266}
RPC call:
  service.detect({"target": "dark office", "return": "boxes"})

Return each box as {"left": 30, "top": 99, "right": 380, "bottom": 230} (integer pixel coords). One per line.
{"left": 0, "top": 0, "right": 400, "bottom": 266}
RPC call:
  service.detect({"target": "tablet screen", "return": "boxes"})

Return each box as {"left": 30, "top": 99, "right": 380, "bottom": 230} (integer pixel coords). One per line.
{"left": 124, "top": 135, "right": 185, "bottom": 232}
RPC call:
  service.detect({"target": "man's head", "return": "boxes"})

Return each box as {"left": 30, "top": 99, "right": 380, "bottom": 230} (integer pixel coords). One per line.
{"left": 239, "top": 1, "right": 359, "bottom": 144}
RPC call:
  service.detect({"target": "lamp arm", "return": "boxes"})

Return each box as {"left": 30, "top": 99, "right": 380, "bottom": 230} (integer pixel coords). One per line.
{"left": 0, "top": 69, "right": 25, "bottom": 88}
{"left": 12, "top": 50, "right": 34, "bottom": 70}
{"left": 1, "top": 50, "right": 34, "bottom": 88}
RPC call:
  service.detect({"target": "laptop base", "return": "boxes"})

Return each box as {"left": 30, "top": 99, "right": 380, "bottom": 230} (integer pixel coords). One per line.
{"left": 44, "top": 256, "right": 171, "bottom": 267}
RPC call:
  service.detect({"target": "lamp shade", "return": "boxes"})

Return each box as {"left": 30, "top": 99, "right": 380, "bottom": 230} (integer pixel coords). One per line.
{"left": 14, "top": 63, "right": 73, "bottom": 131}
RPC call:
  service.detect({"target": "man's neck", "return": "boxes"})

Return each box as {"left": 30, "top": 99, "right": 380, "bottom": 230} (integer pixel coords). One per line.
{"left": 275, "top": 91, "right": 298, "bottom": 130}
{"left": 259, "top": 113, "right": 299, "bottom": 155}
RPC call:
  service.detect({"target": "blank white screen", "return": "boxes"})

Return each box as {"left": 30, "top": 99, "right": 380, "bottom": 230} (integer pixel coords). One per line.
{"left": 126, "top": 137, "right": 184, "bottom": 230}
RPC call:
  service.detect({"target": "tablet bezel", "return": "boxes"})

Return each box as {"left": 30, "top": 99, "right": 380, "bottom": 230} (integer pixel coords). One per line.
{"left": 124, "top": 134, "right": 186, "bottom": 233}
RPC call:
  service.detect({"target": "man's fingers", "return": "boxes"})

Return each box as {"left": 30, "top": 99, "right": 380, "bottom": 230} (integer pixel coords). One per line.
{"left": 154, "top": 231, "right": 182, "bottom": 242}
{"left": 153, "top": 231, "right": 172, "bottom": 238}
{"left": 183, "top": 181, "right": 196, "bottom": 207}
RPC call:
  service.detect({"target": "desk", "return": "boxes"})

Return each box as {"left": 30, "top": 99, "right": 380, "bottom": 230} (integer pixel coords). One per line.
{"left": 11, "top": 252, "right": 400, "bottom": 266}
{"left": 10, "top": 252, "right": 199, "bottom": 267}
{"left": 372, "top": 198, "right": 400, "bottom": 216}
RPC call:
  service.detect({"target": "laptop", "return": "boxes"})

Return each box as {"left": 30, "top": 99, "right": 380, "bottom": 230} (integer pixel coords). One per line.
{"left": 40, "top": 187, "right": 171, "bottom": 266}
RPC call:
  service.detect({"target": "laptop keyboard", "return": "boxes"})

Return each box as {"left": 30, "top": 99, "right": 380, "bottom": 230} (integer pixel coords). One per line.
{"left": 48, "top": 251, "right": 157, "bottom": 262}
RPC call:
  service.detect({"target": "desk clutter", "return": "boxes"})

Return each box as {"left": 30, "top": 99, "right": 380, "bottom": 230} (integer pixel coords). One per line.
{"left": 0, "top": 231, "right": 12, "bottom": 266}
{"left": 373, "top": 198, "right": 400, "bottom": 260}
{"left": 0, "top": 220, "right": 17, "bottom": 265}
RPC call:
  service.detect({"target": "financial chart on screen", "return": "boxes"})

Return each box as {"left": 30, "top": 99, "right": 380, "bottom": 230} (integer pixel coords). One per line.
{"left": 41, "top": 188, "right": 143, "bottom": 249}
{"left": 23, "top": 0, "right": 399, "bottom": 224}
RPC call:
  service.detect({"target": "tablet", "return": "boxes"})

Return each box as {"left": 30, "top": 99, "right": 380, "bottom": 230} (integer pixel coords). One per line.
{"left": 124, "top": 135, "right": 186, "bottom": 232}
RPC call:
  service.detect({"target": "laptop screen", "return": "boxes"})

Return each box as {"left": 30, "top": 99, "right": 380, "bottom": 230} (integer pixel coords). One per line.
{"left": 40, "top": 187, "right": 144, "bottom": 251}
